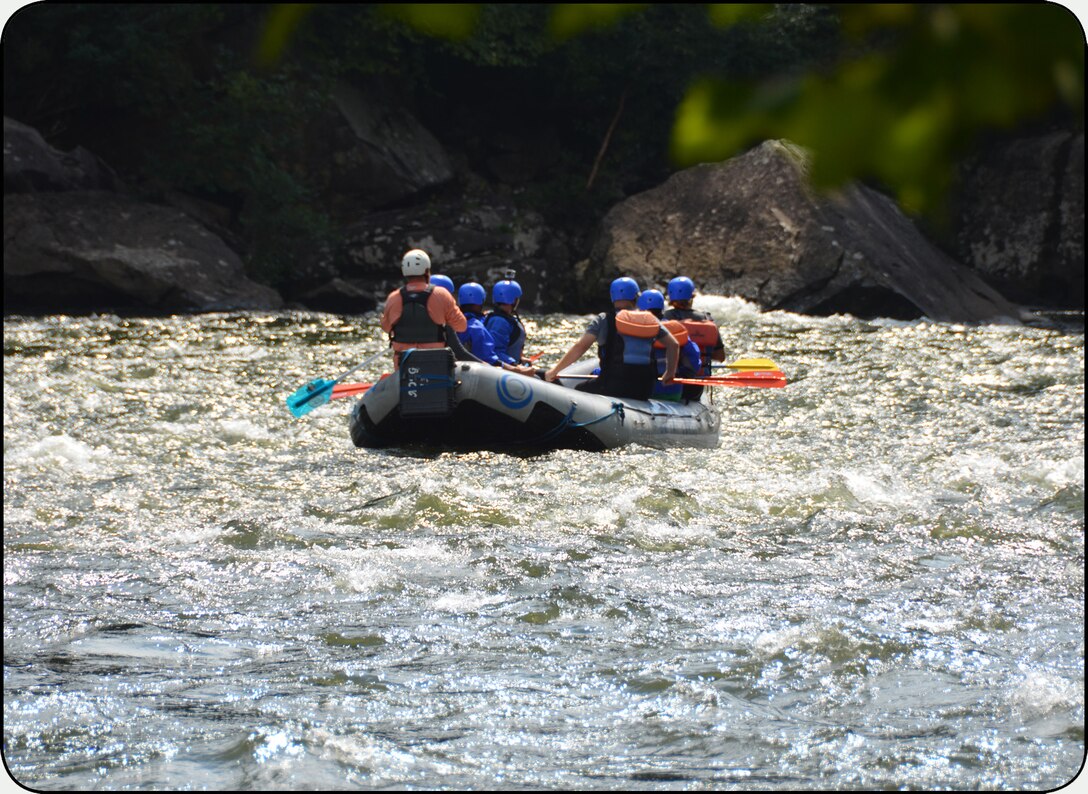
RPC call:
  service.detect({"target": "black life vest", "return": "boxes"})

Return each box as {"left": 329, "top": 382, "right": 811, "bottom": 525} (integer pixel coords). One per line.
{"left": 392, "top": 286, "right": 444, "bottom": 344}
{"left": 483, "top": 310, "right": 525, "bottom": 360}
{"left": 599, "top": 310, "right": 657, "bottom": 375}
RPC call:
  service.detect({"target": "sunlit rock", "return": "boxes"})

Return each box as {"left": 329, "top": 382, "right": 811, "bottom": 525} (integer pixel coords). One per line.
{"left": 585, "top": 139, "right": 1023, "bottom": 323}
{"left": 4, "top": 190, "right": 283, "bottom": 313}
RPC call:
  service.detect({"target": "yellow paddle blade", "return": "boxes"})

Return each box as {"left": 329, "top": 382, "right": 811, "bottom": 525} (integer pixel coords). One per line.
{"left": 725, "top": 357, "right": 779, "bottom": 371}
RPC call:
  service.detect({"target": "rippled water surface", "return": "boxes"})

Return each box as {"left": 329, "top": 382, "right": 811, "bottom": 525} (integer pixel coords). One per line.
{"left": 4, "top": 300, "right": 1084, "bottom": 790}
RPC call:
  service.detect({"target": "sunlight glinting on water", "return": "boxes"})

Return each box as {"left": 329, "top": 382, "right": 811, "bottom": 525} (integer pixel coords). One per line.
{"left": 3, "top": 305, "right": 1084, "bottom": 790}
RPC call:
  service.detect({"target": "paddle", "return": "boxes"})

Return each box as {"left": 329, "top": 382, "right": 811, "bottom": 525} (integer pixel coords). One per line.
{"left": 675, "top": 371, "right": 786, "bottom": 389}
{"left": 558, "top": 370, "right": 787, "bottom": 388}
{"left": 713, "top": 357, "right": 780, "bottom": 371}
{"left": 286, "top": 349, "right": 387, "bottom": 417}
{"left": 330, "top": 382, "right": 374, "bottom": 400}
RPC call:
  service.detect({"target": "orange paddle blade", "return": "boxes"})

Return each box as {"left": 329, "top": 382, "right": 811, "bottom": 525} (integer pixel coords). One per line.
{"left": 674, "top": 370, "right": 787, "bottom": 388}
{"left": 330, "top": 382, "right": 373, "bottom": 399}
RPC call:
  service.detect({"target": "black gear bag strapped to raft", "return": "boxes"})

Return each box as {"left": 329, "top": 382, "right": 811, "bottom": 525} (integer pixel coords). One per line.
{"left": 398, "top": 347, "right": 456, "bottom": 418}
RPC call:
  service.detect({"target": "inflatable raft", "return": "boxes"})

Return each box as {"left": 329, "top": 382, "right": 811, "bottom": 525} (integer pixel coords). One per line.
{"left": 348, "top": 348, "right": 720, "bottom": 452}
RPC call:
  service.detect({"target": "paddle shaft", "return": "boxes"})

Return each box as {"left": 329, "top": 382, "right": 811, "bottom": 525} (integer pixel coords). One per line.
{"left": 329, "top": 349, "right": 387, "bottom": 385}
{"left": 558, "top": 372, "right": 785, "bottom": 388}
{"left": 286, "top": 348, "right": 388, "bottom": 416}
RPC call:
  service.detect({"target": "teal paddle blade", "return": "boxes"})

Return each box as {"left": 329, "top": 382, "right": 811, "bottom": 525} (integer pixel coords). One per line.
{"left": 286, "top": 378, "right": 335, "bottom": 417}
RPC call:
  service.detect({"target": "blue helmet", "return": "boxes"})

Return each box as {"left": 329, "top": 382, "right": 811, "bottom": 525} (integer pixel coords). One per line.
{"left": 492, "top": 279, "right": 522, "bottom": 305}
{"left": 610, "top": 276, "right": 640, "bottom": 302}
{"left": 637, "top": 289, "right": 665, "bottom": 311}
{"left": 667, "top": 276, "right": 695, "bottom": 302}
{"left": 430, "top": 274, "right": 455, "bottom": 294}
{"left": 458, "top": 281, "right": 486, "bottom": 306}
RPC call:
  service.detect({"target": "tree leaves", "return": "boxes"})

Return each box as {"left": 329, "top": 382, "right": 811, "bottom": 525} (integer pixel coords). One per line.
{"left": 671, "top": 4, "right": 1085, "bottom": 219}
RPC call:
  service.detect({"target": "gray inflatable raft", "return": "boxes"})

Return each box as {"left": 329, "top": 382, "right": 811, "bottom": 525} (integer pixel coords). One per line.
{"left": 348, "top": 348, "right": 720, "bottom": 452}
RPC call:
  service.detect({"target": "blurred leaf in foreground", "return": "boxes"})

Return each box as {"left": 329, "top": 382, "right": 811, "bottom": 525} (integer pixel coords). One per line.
{"left": 672, "top": 3, "right": 1085, "bottom": 218}
{"left": 548, "top": 4, "right": 648, "bottom": 41}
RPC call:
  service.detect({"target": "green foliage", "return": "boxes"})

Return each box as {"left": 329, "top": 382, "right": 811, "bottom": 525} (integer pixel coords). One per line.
{"left": 5, "top": 4, "right": 334, "bottom": 288}
{"left": 377, "top": 3, "right": 482, "bottom": 40}
{"left": 548, "top": 4, "right": 648, "bottom": 40}
{"left": 4, "top": 4, "right": 226, "bottom": 139}
{"left": 255, "top": 4, "right": 315, "bottom": 69}
{"left": 671, "top": 3, "right": 1085, "bottom": 218}
{"left": 5, "top": 1, "right": 1080, "bottom": 292}
{"left": 436, "top": 5, "right": 555, "bottom": 67}
{"left": 706, "top": 3, "right": 773, "bottom": 27}
{"left": 147, "top": 65, "right": 333, "bottom": 285}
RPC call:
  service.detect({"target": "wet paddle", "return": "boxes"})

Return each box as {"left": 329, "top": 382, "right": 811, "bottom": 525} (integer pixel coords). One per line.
{"left": 330, "top": 382, "right": 374, "bottom": 400}
{"left": 559, "top": 370, "right": 787, "bottom": 388}
{"left": 286, "top": 349, "right": 387, "bottom": 417}
{"left": 675, "top": 370, "right": 786, "bottom": 388}
{"left": 714, "top": 357, "right": 780, "bottom": 371}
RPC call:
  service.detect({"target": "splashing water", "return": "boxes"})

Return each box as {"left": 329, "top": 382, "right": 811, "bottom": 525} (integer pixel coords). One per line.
{"left": 3, "top": 306, "right": 1083, "bottom": 790}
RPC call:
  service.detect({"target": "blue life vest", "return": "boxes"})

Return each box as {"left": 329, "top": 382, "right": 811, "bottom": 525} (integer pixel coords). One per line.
{"left": 650, "top": 337, "right": 701, "bottom": 401}
{"left": 458, "top": 311, "right": 500, "bottom": 366}
{"left": 484, "top": 310, "right": 525, "bottom": 364}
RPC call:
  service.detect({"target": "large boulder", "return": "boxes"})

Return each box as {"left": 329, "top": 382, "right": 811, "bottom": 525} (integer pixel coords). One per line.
{"left": 585, "top": 140, "right": 1022, "bottom": 323}
{"left": 4, "top": 116, "right": 120, "bottom": 194}
{"left": 4, "top": 190, "right": 283, "bottom": 313}
{"left": 952, "top": 131, "right": 1084, "bottom": 308}
{"left": 303, "top": 81, "right": 455, "bottom": 218}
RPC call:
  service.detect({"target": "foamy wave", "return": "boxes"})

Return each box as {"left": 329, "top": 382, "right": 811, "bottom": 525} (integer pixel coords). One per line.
{"left": 218, "top": 419, "right": 274, "bottom": 442}
{"left": 946, "top": 454, "right": 1007, "bottom": 485}
{"left": 754, "top": 626, "right": 807, "bottom": 657}
{"left": 7, "top": 434, "right": 107, "bottom": 473}
{"left": 841, "top": 470, "right": 916, "bottom": 509}
{"left": 223, "top": 345, "right": 269, "bottom": 361}
{"left": 1022, "top": 456, "right": 1085, "bottom": 491}
{"left": 433, "top": 591, "right": 504, "bottom": 612}
{"left": 311, "top": 728, "right": 417, "bottom": 774}
{"left": 1011, "top": 671, "right": 1081, "bottom": 718}
{"left": 693, "top": 294, "right": 764, "bottom": 323}
{"left": 338, "top": 565, "right": 399, "bottom": 594}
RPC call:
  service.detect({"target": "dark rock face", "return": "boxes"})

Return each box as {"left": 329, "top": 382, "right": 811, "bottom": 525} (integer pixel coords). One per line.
{"left": 953, "top": 131, "right": 1084, "bottom": 308}
{"left": 313, "top": 196, "right": 568, "bottom": 312}
{"left": 6, "top": 102, "right": 1079, "bottom": 321}
{"left": 4, "top": 116, "right": 120, "bottom": 193}
{"left": 4, "top": 191, "right": 283, "bottom": 314}
{"left": 294, "top": 277, "right": 377, "bottom": 315}
{"left": 586, "top": 140, "right": 1022, "bottom": 323}
{"left": 305, "top": 81, "right": 455, "bottom": 218}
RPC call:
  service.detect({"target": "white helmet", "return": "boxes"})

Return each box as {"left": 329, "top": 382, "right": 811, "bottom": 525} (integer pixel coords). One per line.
{"left": 401, "top": 248, "right": 431, "bottom": 277}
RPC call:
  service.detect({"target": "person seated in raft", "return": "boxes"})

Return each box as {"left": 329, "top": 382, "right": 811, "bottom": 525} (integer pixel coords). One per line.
{"left": 662, "top": 275, "right": 726, "bottom": 401}
{"left": 637, "top": 289, "right": 702, "bottom": 402}
{"left": 484, "top": 276, "right": 532, "bottom": 368}
{"left": 544, "top": 276, "right": 678, "bottom": 401}
{"left": 429, "top": 273, "right": 456, "bottom": 297}
{"left": 379, "top": 249, "right": 468, "bottom": 370}
{"left": 457, "top": 282, "right": 535, "bottom": 376}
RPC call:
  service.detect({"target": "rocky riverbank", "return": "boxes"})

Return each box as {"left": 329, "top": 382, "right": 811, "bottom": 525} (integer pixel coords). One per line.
{"left": 4, "top": 110, "right": 1083, "bottom": 322}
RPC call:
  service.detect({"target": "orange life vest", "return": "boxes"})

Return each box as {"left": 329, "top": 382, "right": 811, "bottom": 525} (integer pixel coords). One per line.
{"left": 678, "top": 318, "right": 719, "bottom": 350}
{"left": 614, "top": 309, "right": 661, "bottom": 339}
{"left": 654, "top": 319, "right": 689, "bottom": 348}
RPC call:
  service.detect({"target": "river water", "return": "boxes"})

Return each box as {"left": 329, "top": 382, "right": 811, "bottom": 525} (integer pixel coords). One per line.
{"left": 3, "top": 298, "right": 1084, "bottom": 791}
